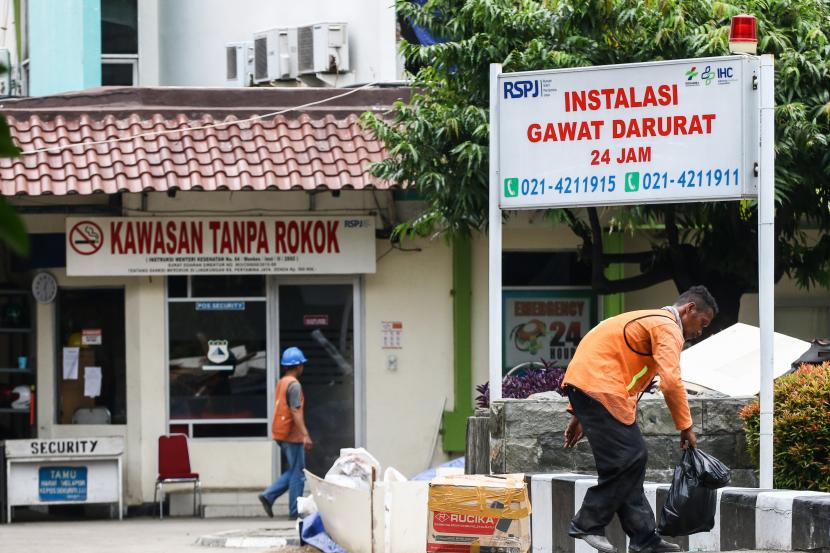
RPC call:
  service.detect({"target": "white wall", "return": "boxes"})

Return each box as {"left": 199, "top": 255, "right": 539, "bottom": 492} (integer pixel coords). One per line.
{"left": 364, "top": 235, "right": 454, "bottom": 476}
{"left": 153, "top": 0, "right": 398, "bottom": 87}
{"left": 138, "top": 0, "right": 160, "bottom": 86}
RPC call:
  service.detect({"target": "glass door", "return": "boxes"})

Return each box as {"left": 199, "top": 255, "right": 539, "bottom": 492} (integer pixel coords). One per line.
{"left": 56, "top": 288, "right": 126, "bottom": 425}
{"left": 276, "top": 282, "right": 356, "bottom": 477}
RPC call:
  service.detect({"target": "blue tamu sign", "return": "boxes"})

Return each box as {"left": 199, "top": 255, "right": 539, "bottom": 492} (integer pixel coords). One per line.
{"left": 38, "top": 466, "right": 88, "bottom": 502}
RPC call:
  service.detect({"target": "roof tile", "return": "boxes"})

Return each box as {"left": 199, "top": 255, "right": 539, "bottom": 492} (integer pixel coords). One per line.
{"left": 0, "top": 89, "right": 399, "bottom": 195}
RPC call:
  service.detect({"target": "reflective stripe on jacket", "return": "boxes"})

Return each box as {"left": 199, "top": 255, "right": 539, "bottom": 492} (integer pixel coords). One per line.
{"left": 562, "top": 309, "right": 693, "bottom": 430}
{"left": 271, "top": 375, "right": 305, "bottom": 443}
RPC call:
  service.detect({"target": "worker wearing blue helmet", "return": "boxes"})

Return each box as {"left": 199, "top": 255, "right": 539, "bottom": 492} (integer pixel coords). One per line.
{"left": 258, "top": 347, "right": 313, "bottom": 519}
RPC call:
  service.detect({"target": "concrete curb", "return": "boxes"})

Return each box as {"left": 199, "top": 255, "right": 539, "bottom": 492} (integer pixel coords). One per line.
{"left": 195, "top": 528, "right": 301, "bottom": 548}
{"left": 529, "top": 473, "right": 830, "bottom": 552}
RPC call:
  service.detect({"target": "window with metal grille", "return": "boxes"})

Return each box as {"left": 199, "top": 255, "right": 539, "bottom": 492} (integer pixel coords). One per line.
{"left": 254, "top": 37, "right": 268, "bottom": 81}
{"left": 297, "top": 26, "right": 314, "bottom": 73}
{"left": 226, "top": 46, "right": 238, "bottom": 81}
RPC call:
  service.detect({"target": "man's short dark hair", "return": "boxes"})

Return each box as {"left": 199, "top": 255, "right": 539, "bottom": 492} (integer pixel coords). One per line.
{"left": 675, "top": 285, "right": 719, "bottom": 316}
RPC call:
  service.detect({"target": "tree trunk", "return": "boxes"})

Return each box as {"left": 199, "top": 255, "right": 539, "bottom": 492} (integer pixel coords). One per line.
{"left": 688, "top": 278, "right": 745, "bottom": 339}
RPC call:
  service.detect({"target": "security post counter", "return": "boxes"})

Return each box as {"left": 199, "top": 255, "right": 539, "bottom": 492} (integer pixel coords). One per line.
{"left": 4, "top": 437, "right": 123, "bottom": 522}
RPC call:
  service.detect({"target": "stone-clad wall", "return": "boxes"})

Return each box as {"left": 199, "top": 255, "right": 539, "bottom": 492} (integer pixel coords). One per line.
{"left": 488, "top": 396, "right": 758, "bottom": 486}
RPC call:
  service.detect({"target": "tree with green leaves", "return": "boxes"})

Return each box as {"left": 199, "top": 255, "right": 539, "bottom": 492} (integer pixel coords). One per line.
{"left": 362, "top": 0, "right": 830, "bottom": 331}
{"left": 0, "top": 62, "right": 25, "bottom": 256}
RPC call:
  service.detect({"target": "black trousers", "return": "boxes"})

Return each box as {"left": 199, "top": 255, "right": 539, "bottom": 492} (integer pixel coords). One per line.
{"left": 566, "top": 386, "right": 660, "bottom": 548}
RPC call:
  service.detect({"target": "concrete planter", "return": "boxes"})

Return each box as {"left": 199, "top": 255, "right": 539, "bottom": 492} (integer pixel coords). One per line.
{"left": 484, "top": 396, "right": 758, "bottom": 486}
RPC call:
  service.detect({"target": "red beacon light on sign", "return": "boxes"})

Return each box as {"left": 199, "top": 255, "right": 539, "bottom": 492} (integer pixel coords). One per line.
{"left": 729, "top": 14, "right": 758, "bottom": 55}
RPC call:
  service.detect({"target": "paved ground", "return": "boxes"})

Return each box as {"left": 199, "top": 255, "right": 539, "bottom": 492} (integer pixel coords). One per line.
{"left": 0, "top": 516, "right": 311, "bottom": 553}
{"left": 0, "top": 514, "right": 807, "bottom": 553}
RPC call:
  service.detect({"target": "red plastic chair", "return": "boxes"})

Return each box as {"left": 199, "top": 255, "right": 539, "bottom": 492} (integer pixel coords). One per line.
{"left": 154, "top": 434, "right": 201, "bottom": 519}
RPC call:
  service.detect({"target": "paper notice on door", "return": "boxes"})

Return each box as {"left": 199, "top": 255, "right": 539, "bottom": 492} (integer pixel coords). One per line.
{"left": 62, "top": 347, "right": 80, "bottom": 380}
{"left": 84, "top": 366, "right": 102, "bottom": 398}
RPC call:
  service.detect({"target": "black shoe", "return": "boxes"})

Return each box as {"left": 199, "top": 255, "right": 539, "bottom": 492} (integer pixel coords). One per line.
{"left": 629, "top": 538, "right": 681, "bottom": 553}
{"left": 257, "top": 493, "right": 274, "bottom": 518}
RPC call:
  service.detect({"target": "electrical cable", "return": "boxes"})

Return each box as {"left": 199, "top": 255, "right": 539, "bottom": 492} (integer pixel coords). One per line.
{"left": 376, "top": 242, "right": 421, "bottom": 262}
{"left": 19, "top": 81, "right": 380, "bottom": 156}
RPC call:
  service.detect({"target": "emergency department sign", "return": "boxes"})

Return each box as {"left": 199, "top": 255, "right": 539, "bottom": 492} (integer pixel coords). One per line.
{"left": 502, "top": 289, "right": 597, "bottom": 372}
{"left": 66, "top": 216, "right": 376, "bottom": 276}
{"left": 497, "top": 56, "right": 760, "bottom": 208}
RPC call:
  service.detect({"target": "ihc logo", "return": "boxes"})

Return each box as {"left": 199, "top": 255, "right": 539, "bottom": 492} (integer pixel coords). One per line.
{"left": 685, "top": 66, "right": 699, "bottom": 80}
{"left": 503, "top": 80, "right": 539, "bottom": 99}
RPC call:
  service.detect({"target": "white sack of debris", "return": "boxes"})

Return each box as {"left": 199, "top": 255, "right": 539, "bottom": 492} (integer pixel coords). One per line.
{"left": 680, "top": 322, "right": 810, "bottom": 396}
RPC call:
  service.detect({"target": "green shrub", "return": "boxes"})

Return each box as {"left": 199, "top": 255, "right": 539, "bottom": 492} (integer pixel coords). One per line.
{"left": 740, "top": 362, "right": 830, "bottom": 491}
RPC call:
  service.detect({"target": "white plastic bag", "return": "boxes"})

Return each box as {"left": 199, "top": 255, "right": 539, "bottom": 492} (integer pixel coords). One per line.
{"left": 297, "top": 495, "right": 318, "bottom": 517}
{"left": 383, "top": 466, "right": 407, "bottom": 483}
{"left": 324, "top": 447, "right": 382, "bottom": 490}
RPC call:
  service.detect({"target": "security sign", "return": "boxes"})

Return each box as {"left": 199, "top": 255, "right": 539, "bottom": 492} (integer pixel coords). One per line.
{"left": 497, "top": 55, "right": 761, "bottom": 209}
{"left": 207, "top": 340, "right": 230, "bottom": 364}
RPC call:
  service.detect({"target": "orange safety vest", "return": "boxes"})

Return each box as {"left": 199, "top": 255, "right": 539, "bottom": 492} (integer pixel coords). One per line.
{"left": 271, "top": 375, "right": 305, "bottom": 443}
{"left": 562, "top": 309, "right": 693, "bottom": 430}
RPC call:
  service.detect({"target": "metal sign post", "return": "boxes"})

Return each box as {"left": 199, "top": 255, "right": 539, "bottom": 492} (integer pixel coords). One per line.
{"left": 758, "top": 54, "right": 775, "bottom": 489}
{"left": 488, "top": 54, "right": 774, "bottom": 484}
{"left": 488, "top": 63, "right": 504, "bottom": 402}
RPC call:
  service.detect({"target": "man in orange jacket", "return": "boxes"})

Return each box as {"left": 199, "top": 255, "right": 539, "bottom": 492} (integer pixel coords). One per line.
{"left": 258, "top": 347, "right": 314, "bottom": 519}
{"left": 562, "top": 286, "right": 718, "bottom": 553}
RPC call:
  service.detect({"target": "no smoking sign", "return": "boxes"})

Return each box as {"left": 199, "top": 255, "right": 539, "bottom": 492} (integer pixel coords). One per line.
{"left": 69, "top": 221, "right": 104, "bottom": 255}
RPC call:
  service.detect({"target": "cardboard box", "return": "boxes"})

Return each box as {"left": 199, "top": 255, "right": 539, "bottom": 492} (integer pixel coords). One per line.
{"left": 427, "top": 474, "right": 531, "bottom": 553}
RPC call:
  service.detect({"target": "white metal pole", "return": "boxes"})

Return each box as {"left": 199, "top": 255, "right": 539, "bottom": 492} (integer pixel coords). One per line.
{"left": 488, "top": 63, "right": 503, "bottom": 401}
{"left": 758, "top": 54, "right": 775, "bottom": 489}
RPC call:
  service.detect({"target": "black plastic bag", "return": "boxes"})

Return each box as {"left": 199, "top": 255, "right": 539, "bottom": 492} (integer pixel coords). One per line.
{"left": 657, "top": 448, "right": 731, "bottom": 536}
{"left": 690, "top": 448, "right": 731, "bottom": 489}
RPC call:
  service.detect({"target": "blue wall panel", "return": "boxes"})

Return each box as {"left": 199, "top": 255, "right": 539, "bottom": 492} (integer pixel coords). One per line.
{"left": 29, "top": 0, "right": 101, "bottom": 96}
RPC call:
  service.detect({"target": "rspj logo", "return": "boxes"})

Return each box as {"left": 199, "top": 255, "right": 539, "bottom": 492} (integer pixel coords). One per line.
{"left": 504, "top": 80, "right": 539, "bottom": 99}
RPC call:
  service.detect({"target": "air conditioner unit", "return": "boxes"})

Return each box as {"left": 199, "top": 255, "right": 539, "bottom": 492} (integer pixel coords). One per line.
{"left": 225, "top": 42, "right": 254, "bottom": 87}
{"left": 297, "top": 23, "right": 350, "bottom": 75}
{"left": 252, "top": 28, "right": 299, "bottom": 83}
